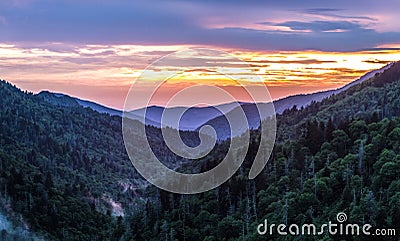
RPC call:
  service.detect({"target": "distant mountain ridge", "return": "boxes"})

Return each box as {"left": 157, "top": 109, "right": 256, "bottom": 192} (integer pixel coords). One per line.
{"left": 272, "top": 62, "right": 395, "bottom": 114}
{"left": 128, "top": 102, "right": 242, "bottom": 130}
{"left": 35, "top": 63, "right": 395, "bottom": 137}
{"left": 35, "top": 91, "right": 241, "bottom": 130}
{"left": 37, "top": 91, "right": 123, "bottom": 116}
{"left": 199, "top": 63, "right": 396, "bottom": 139}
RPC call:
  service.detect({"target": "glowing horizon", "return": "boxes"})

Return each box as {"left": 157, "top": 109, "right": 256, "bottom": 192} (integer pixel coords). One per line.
{"left": 1, "top": 42, "right": 399, "bottom": 109}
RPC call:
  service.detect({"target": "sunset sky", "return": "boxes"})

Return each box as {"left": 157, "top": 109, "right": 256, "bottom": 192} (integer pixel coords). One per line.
{"left": 1, "top": 0, "right": 400, "bottom": 109}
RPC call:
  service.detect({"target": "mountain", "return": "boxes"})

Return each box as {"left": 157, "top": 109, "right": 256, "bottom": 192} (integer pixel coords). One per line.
{"left": 200, "top": 63, "right": 396, "bottom": 140}
{"left": 36, "top": 91, "right": 81, "bottom": 107}
{"left": 139, "top": 61, "right": 400, "bottom": 240}
{"left": 0, "top": 80, "right": 142, "bottom": 240}
{"left": 36, "top": 91, "right": 240, "bottom": 130}
{"left": 36, "top": 91, "right": 123, "bottom": 117}
{"left": 36, "top": 63, "right": 395, "bottom": 135}
{"left": 0, "top": 80, "right": 207, "bottom": 240}
{"left": 34, "top": 63, "right": 397, "bottom": 142}
{"left": 125, "top": 61, "right": 400, "bottom": 240}
{"left": 74, "top": 98, "right": 123, "bottom": 117}
{"left": 128, "top": 102, "right": 241, "bottom": 130}
{"left": 125, "top": 63, "right": 396, "bottom": 137}
{"left": 194, "top": 102, "right": 270, "bottom": 140}
{"left": 275, "top": 61, "right": 400, "bottom": 141}
{"left": 273, "top": 62, "right": 395, "bottom": 114}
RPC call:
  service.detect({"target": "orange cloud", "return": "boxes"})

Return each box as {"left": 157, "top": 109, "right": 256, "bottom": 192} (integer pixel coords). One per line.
{"left": 1, "top": 43, "right": 400, "bottom": 109}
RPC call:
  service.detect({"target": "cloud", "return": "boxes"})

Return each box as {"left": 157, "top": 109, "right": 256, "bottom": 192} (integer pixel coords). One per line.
{"left": 363, "top": 59, "right": 393, "bottom": 64}
{"left": 271, "top": 20, "right": 366, "bottom": 32}
{"left": 0, "top": 0, "right": 400, "bottom": 52}
{"left": 247, "top": 59, "right": 337, "bottom": 65}
{"left": 302, "top": 8, "right": 378, "bottom": 21}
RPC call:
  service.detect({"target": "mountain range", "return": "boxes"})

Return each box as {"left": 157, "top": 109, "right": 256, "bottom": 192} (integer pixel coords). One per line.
{"left": 36, "top": 63, "right": 394, "bottom": 140}
{"left": 0, "top": 61, "right": 399, "bottom": 240}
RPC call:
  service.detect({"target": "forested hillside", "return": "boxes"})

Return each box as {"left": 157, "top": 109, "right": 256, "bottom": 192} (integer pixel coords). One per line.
{"left": 0, "top": 81, "right": 204, "bottom": 240}
{"left": 0, "top": 80, "right": 140, "bottom": 240}
{"left": 122, "top": 62, "right": 400, "bottom": 241}
{"left": 0, "top": 62, "right": 399, "bottom": 240}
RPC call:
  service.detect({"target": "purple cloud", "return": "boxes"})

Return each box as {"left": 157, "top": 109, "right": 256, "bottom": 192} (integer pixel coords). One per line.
{"left": 0, "top": 0, "right": 400, "bottom": 51}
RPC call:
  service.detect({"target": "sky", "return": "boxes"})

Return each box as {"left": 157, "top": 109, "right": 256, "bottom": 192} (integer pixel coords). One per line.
{"left": 1, "top": 0, "right": 400, "bottom": 109}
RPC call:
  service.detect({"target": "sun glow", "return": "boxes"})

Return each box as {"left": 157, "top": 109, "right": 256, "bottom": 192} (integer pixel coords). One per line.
{"left": 1, "top": 43, "right": 399, "bottom": 109}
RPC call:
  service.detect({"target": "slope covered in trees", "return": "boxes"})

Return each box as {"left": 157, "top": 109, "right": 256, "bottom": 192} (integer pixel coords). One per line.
{"left": 0, "top": 62, "right": 399, "bottom": 240}
{"left": 0, "top": 80, "right": 206, "bottom": 240}
{"left": 120, "top": 63, "right": 400, "bottom": 240}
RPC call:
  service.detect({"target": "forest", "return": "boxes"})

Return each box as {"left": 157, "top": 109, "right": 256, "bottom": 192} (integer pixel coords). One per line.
{"left": 0, "top": 62, "right": 399, "bottom": 240}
